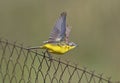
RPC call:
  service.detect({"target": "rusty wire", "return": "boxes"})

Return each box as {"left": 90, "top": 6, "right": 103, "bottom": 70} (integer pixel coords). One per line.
{"left": 0, "top": 39, "right": 119, "bottom": 83}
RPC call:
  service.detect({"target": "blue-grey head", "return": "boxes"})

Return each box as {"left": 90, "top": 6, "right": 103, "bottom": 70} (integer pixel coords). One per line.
{"left": 68, "top": 42, "right": 77, "bottom": 47}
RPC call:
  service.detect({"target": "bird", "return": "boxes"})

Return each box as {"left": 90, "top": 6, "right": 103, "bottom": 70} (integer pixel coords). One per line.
{"left": 28, "top": 12, "right": 77, "bottom": 60}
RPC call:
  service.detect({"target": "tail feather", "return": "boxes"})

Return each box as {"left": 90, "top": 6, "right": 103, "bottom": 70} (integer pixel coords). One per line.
{"left": 27, "top": 46, "right": 43, "bottom": 50}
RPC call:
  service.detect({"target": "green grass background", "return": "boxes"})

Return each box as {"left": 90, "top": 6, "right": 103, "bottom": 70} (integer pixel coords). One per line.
{"left": 0, "top": 0, "right": 120, "bottom": 81}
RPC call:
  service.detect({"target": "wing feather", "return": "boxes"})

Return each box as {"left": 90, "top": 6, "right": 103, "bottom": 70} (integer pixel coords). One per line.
{"left": 65, "top": 26, "right": 72, "bottom": 43}
{"left": 48, "top": 12, "right": 67, "bottom": 43}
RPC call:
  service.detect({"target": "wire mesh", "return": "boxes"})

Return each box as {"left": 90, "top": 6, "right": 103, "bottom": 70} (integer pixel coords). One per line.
{"left": 0, "top": 39, "right": 119, "bottom": 83}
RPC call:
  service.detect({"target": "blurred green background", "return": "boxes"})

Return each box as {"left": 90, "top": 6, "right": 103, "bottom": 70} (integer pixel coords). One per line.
{"left": 0, "top": 0, "right": 120, "bottom": 81}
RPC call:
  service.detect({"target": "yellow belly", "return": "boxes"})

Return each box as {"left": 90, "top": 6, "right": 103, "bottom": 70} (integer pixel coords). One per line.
{"left": 41, "top": 43, "right": 75, "bottom": 54}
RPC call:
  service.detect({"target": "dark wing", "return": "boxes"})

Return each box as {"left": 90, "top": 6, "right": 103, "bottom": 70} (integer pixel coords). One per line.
{"left": 65, "top": 26, "right": 71, "bottom": 43}
{"left": 48, "top": 12, "right": 67, "bottom": 43}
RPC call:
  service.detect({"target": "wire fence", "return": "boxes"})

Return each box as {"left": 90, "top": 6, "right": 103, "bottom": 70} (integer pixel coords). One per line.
{"left": 0, "top": 39, "right": 119, "bottom": 83}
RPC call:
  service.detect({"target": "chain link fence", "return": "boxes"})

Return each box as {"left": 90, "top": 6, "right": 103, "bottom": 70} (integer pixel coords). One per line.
{"left": 0, "top": 39, "right": 119, "bottom": 83}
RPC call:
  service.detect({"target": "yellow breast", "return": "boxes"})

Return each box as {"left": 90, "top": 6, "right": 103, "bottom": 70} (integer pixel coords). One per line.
{"left": 41, "top": 43, "right": 75, "bottom": 54}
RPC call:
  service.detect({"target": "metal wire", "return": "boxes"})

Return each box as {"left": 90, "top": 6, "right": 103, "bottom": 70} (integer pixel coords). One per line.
{"left": 0, "top": 39, "right": 119, "bottom": 83}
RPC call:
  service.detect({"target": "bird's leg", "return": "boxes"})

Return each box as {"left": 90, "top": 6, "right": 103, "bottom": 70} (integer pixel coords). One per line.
{"left": 46, "top": 50, "right": 52, "bottom": 61}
